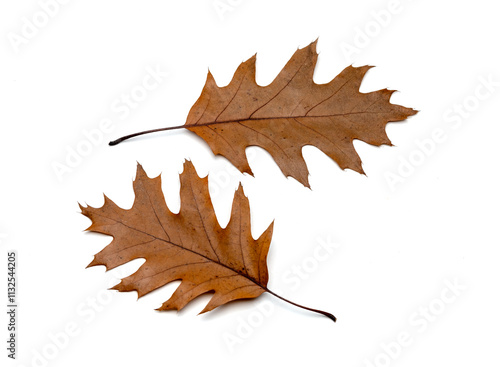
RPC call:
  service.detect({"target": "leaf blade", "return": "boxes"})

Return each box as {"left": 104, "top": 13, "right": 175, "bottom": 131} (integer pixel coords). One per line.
{"left": 81, "top": 161, "right": 272, "bottom": 313}
{"left": 184, "top": 41, "right": 417, "bottom": 186}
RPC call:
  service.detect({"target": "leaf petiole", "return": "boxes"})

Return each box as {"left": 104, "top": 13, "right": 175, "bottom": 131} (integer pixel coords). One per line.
{"left": 109, "top": 124, "right": 186, "bottom": 146}
{"left": 265, "top": 288, "right": 336, "bottom": 322}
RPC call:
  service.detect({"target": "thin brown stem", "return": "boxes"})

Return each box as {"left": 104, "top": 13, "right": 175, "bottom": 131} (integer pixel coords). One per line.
{"left": 108, "top": 108, "right": 394, "bottom": 146}
{"left": 265, "top": 287, "right": 336, "bottom": 322}
{"left": 109, "top": 124, "right": 186, "bottom": 146}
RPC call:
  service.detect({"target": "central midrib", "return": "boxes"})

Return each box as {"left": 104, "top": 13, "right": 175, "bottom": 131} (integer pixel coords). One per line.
{"left": 92, "top": 211, "right": 267, "bottom": 293}
{"left": 185, "top": 110, "right": 384, "bottom": 130}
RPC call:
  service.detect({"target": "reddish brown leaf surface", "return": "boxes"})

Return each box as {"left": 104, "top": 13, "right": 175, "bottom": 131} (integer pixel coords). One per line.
{"left": 81, "top": 162, "right": 336, "bottom": 320}
{"left": 80, "top": 161, "right": 274, "bottom": 314}
{"left": 184, "top": 40, "right": 417, "bottom": 187}
{"left": 110, "top": 40, "right": 417, "bottom": 187}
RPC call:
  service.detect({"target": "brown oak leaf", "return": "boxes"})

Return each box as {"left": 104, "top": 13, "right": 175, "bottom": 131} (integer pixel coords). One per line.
{"left": 80, "top": 161, "right": 335, "bottom": 320}
{"left": 110, "top": 40, "right": 417, "bottom": 187}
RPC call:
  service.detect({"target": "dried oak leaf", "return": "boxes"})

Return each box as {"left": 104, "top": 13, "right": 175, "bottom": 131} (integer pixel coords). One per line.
{"left": 111, "top": 40, "right": 417, "bottom": 187}
{"left": 80, "top": 161, "right": 335, "bottom": 320}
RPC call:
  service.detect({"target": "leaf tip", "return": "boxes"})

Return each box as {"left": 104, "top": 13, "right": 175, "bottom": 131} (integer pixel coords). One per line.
{"left": 197, "top": 308, "right": 209, "bottom": 316}
{"left": 310, "top": 37, "right": 319, "bottom": 53}
{"left": 156, "top": 303, "right": 177, "bottom": 312}
{"left": 86, "top": 257, "right": 103, "bottom": 269}
{"left": 109, "top": 282, "right": 124, "bottom": 292}
{"left": 134, "top": 161, "right": 153, "bottom": 182}
{"left": 182, "top": 159, "right": 198, "bottom": 177}
{"left": 205, "top": 68, "right": 216, "bottom": 86}
{"left": 348, "top": 164, "right": 366, "bottom": 176}
{"left": 78, "top": 202, "right": 87, "bottom": 212}
{"left": 303, "top": 175, "right": 312, "bottom": 189}
{"left": 234, "top": 181, "right": 245, "bottom": 196}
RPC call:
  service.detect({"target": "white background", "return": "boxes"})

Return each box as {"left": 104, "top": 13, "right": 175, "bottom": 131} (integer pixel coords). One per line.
{"left": 1, "top": 0, "right": 499, "bottom": 366}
